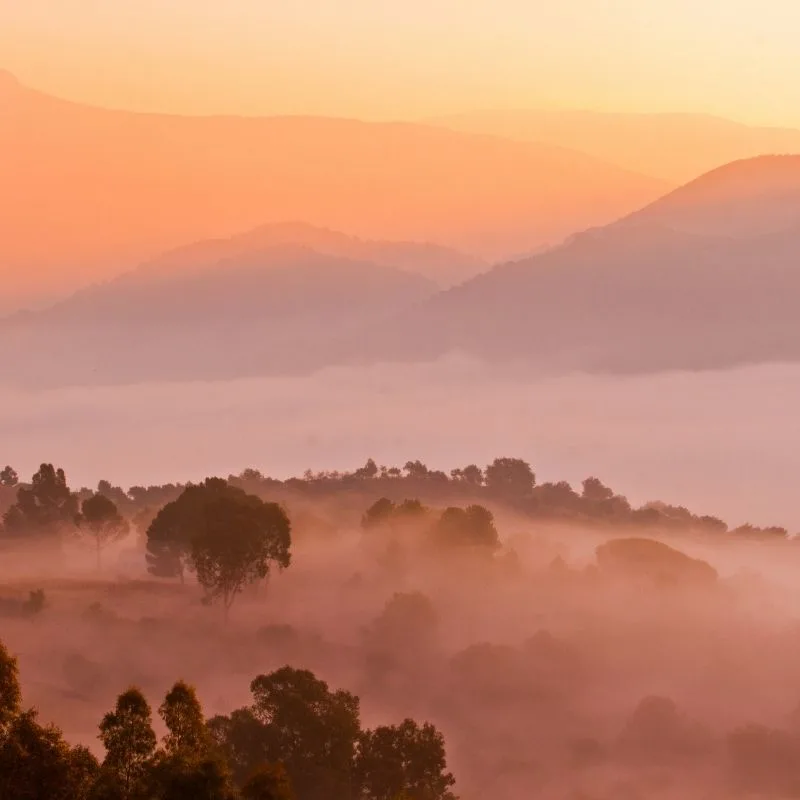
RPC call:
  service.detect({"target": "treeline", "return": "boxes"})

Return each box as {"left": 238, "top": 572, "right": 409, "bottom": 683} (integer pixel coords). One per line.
{"left": 0, "top": 640, "right": 456, "bottom": 800}
{"left": 0, "top": 457, "right": 792, "bottom": 556}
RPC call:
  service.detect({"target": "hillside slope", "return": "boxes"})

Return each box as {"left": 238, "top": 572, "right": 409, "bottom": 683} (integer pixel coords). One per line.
{"left": 0, "top": 69, "right": 667, "bottom": 311}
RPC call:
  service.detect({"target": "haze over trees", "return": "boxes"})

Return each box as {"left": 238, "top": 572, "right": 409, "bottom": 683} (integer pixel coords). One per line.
{"left": 1, "top": 452, "right": 800, "bottom": 799}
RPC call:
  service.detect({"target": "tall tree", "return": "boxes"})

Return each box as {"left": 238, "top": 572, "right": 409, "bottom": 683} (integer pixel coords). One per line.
{"left": 250, "top": 667, "right": 361, "bottom": 800}
{"left": 191, "top": 496, "right": 291, "bottom": 618}
{"left": 77, "top": 493, "right": 130, "bottom": 570}
{"left": 153, "top": 681, "right": 234, "bottom": 800}
{"left": 98, "top": 688, "right": 157, "bottom": 800}
{"left": 356, "top": 719, "right": 457, "bottom": 800}
{"left": 159, "top": 681, "right": 208, "bottom": 756}
{"left": 2, "top": 464, "right": 78, "bottom": 538}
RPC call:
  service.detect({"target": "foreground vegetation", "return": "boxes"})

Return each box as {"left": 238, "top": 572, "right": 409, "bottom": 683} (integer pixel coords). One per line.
{"left": 0, "top": 639, "right": 455, "bottom": 800}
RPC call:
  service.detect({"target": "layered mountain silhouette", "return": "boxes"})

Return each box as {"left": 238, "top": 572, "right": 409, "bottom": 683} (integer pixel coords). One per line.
{"left": 428, "top": 109, "right": 800, "bottom": 183}
{"left": 0, "top": 70, "right": 666, "bottom": 312}
{"left": 135, "top": 222, "right": 487, "bottom": 289}
{"left": 2, "top": 246, "right": 436, "bottom": 385}
{"left": 338, "top": 156, "right": 800, "bottom": 374}
{"left": 6, "top": 155, "right": 800, "bottom": 386}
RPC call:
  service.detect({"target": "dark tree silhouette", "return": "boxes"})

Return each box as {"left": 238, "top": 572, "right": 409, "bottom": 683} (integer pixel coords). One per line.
{"left": 0, "top": 711, "right": 99, "bottom": 800}
{"left": 356, "top": 719, "right": 456, "bottom": 800}
{"left": 2, "top": 463, "right": 78, "bottom": 538}
{"left": 582, "top": 476, "right": 614, "bottom": 502}
{"left": 145, "top": 478, "right": 248, "bottom": 582}
{"left": 362, "top": 498, "right": 396, "bottom": 529}
{"left": 249, "top": 667, "right": 361, "bottom": 800}
{"left": 153, "top": 681, "right": 234, "bottom": 800}
{"left": 431, "top": 505, "right": 499, "bottom": 552}
{"left": 159, "top": 681, "right": 209, "bottom": 756}
{"left": 98, "top": 687, "right": 157, "bottom": 799}
{"left": 484, "top": 457, "right": 535, "bottom": 498}
{"left": 191, "top": 495, "right": 291, "bottom": 618}
{"left": 241, "top": 763, "right": 295, "bottom": 800}
{"left": 403, "top": 460, "right": 429, "bottom": 479}
{"left": 354, "top": 459, "right": 379, "bottom": 479}
{"left": 208, "top": 708, "right": 268, "bottom": 786}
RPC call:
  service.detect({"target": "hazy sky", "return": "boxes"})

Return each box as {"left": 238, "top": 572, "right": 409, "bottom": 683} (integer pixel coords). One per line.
{"left": 3, "top": 0, "right": 800, "bottom": 123}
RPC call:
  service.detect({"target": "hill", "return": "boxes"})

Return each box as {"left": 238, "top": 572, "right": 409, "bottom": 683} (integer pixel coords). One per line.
{"left": 332, "top": 156, "right": 800, "bottom": 374}
{"left": 136, "top": 222, "right": 488, "bottom": 289}
{"left": 427, "top": 109, "right": 800, "bottom": 184}
{"left": 0, "top": 70, "right": 667, "bottom": 313}
{"left": 1, "top": 246, "right": 436, "bottom": 386}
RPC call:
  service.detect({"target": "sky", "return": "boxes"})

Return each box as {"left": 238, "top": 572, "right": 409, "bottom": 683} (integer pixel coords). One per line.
{"left": 3, "top": 0, "right": 800, "bottom": 124}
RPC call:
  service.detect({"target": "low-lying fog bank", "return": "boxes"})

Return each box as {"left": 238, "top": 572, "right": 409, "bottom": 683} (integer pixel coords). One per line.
{"left": 2, "top": 359, "right": 800, "bottom": 527}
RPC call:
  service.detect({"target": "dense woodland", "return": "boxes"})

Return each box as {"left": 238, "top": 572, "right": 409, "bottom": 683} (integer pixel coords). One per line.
{"left": 1, "top": 458, "right": 800, "bottom": 800}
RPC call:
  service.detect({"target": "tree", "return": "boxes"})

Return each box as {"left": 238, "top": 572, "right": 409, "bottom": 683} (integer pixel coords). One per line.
{"left": 581, "top": 477, "right": 614, "bottom": 503}
{"left": 0, "top": 466, "right": 18, "bottom": 488}
{"left": 394, "top": 499, "right": 428, "bottom": 520}
{"left": 0, "top": 710, "right": 99, "bottom": 800}
{"left": 150, "top": 752, "right": 235, "bottom": 800}
{"left": 149, "top": 680, "right": 235, "bottom": 799}
{"left": 403, "top": 461, "right": 429, "bottom": 479}
{"left": 191, "top": 495, "right": 291, "bottom": 618}
{"left": 460, "top": 465, "right": 484, "bottom": 486}
{"left": 208, "top": 708, "right": 268, "bottom": 786}
{"left": 77, "top": 493, "right": 130, "bottom": 570}
{"left": 239, "top": 468, "right": 265, "bottom": 482}
{"left": 159, "top": 681, "right": 208, "bottom": 755}
{"left": 98, "top": 687, "right": 157, "bottom": 799}
{"left": 484, "top": 457, "right": 535, "bottom": 498}
{"left": 362, "top": 499, "right": 396, "bottom": 530}
{"left": 145, "top": 478, "right": 247, "bottom": 582}
{"left": 249, "top": 667, "right": 361, "bottom": 800}
{"left": 431, "top": 505, "right": 499, "bottom": 553}
{"left": 241, "top": 763, "right": 295, "bottom": 800}
{"left": 0, "top": 639, "right": 21, "bottom": 732}
{"left": 356, "top": 719, "right": 456, "bottom": 800}
{"left": 354, "top": 459, "right": 379, "bottom": 479}
{"left": 2, "top": 463, "right": 78, "bottom": 538}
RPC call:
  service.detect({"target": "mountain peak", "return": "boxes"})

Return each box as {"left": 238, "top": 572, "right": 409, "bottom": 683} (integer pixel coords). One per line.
{"left": 623, "top": 154, "right": 800, "bottom": 239}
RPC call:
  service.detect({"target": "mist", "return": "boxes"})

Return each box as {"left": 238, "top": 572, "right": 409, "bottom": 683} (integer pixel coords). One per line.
{"left": 3, "top": 358, "right": 800, "bottom": 529}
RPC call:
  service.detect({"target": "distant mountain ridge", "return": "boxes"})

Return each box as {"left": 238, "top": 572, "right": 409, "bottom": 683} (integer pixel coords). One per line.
{"left": 427, "top": 109, "right": 800, "bottom": 183}
{"left": 6, "top": 153, "right": 800, "bottom": 386}
{"left": 134, "top": 222, "right": 488, "bottom": 288}
{"left": 327, "top": 155, "right": 800, "bottom": 374}
{"left": 0, "top": 70, "right": 667, "bottom": 312}
{"left": 2, "top": 246, "right": 436, "bottom": 385}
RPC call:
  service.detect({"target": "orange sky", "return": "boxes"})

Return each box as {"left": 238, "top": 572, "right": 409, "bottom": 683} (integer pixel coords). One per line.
{"left": 3, "top": 0, "right": 800, "bottom": 124}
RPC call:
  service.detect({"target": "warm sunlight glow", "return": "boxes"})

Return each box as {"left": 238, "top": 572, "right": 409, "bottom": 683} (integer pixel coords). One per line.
{"left": 3, "top": 0, "right": 800, "bottom": 125}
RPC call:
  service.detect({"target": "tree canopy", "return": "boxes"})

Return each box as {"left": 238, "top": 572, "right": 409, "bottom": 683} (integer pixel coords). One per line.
{"left": 146, "top": 479, "right": 291, "bottom": 603}
{"left": 2, "top": 464, "right": 78, "bottom": 538}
